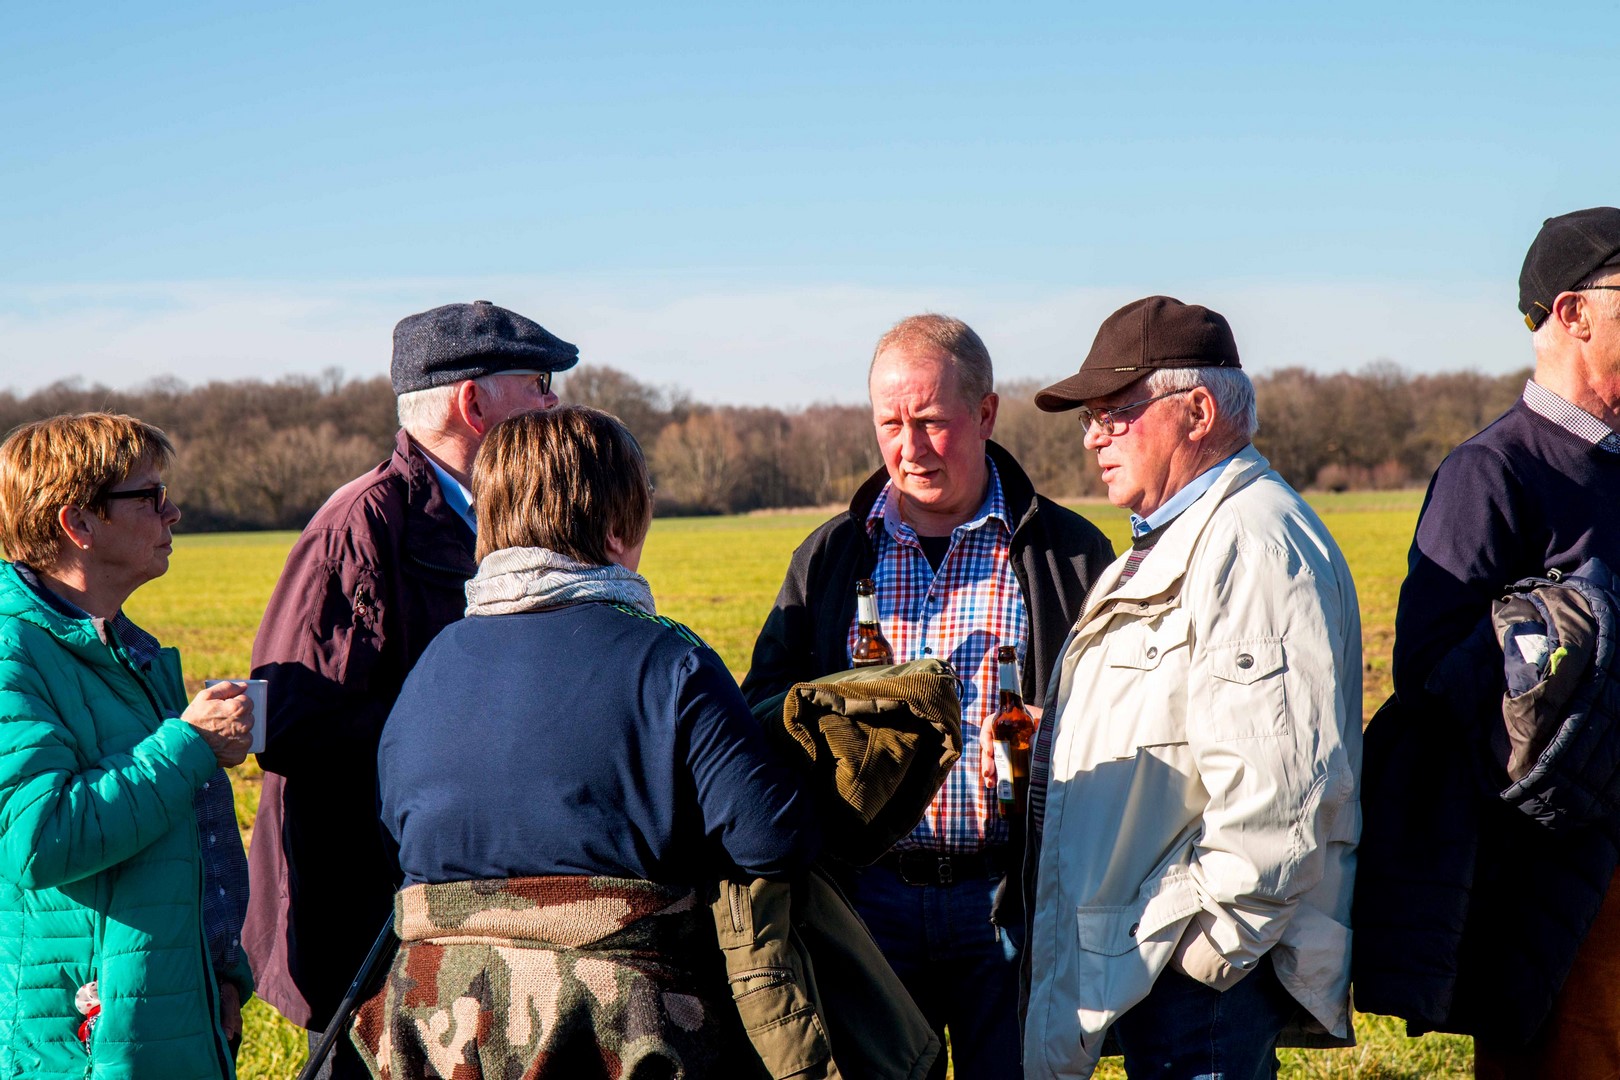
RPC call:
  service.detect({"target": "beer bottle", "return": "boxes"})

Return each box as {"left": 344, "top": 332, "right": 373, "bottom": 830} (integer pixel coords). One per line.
{"left": 851, "top": 578, "right": 894, "bottom": 666}
{"left": 992, "top": 645, "right": 1034, "bottom": 821}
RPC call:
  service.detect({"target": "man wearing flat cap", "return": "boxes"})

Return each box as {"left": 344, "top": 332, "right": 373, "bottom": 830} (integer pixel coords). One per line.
{"left": 1022, "top": 297, "right": 1361, "bottom": 1080}
{"left": 1355, "top": 208, "right": 1620, "bottom": 1077}
{"left": 243, "top": 301, "right": 576, "bottom": 1078}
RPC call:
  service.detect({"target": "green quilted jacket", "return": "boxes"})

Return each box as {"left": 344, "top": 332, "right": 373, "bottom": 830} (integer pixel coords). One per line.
{"left": 0, "top": 562, "right": 242, "bottom": 1079}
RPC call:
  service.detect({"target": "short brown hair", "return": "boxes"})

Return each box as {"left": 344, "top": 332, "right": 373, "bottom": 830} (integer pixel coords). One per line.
{"left": 870, "top": 313, "right": 994, "bottom": 405}
{"left": 472, "top": 405, "right": 652, "bottom": 565}
{"left": 0, "top": 412, "right": 176, "bottom": 569}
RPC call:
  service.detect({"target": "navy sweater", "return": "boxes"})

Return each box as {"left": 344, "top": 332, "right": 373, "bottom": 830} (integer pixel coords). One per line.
{"left": 1363, "top": 398, "right": 1620, "bottom": 1042}
{"left": 1394, "top": 399, "right": 1620, "bottom": 703}
{"left": 378, "top": 602, "right": 818, "bottom": 888}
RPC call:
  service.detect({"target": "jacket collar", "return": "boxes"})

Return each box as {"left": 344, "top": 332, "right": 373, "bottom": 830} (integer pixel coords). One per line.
{"left": 844, "top": 439, "right": 1042, "bottom": 542}
{"left": 1078, "top": 444, "right": 1271, "bottom": 624}
{"left": 395, "top": 429, "right": 478, "bottom": 575}
{"left": 0, "top": 561, "right": 124, "bottom": 665}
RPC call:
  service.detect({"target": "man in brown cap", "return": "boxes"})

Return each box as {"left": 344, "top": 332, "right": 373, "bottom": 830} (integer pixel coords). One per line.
{"left": 1355, "top": 208, "right": 1620, "bottom": 1077}
{"left": 1022, "top": 297, "right": 1361, "bottom": 1080}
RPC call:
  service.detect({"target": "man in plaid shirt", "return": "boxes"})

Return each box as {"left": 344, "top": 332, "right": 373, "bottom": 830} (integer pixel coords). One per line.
{"left": 743, "top": 314, "right": 1114, "bottom": 1080}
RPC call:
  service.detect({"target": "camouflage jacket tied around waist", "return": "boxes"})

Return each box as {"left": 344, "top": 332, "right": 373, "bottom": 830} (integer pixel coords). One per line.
{"left": 351, "top": 875, "right": 736, "bottom": 1080}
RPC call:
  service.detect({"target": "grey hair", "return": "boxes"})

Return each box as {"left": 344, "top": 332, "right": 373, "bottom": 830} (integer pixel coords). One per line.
{"left": 1533, "top": 266, "right": 1620, "bottom": 353}
{"left": 396, "top": 384, "right": 457, "bottom": 433}
{"left": 1144, "top": 366, "right": 1259, "bottom": 440}
{"left": 395, "top": 375, "right": 508, "bottom": 435}
{"left": 869, "top": 313, "right": 994, "bottom": 406}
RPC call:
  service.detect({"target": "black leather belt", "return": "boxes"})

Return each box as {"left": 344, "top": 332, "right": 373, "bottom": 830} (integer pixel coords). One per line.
{"left": 879, "top": 847, "right": 1007, "bottom": 886}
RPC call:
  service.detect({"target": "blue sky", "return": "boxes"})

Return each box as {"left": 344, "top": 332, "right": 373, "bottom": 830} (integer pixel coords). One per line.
{"left": 3, "top": 2, "right": 1615, "bottom": 403}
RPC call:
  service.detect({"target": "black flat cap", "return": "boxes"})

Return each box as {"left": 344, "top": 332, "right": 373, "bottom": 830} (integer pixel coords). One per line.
{"left": 1519, "top": 208, "right": 1620, "bottom": 330}
{"left": 391, "top": 300, "right": 579, "bottom": 393}
{"left": 1035, "top": 296, "right": 1241, "bottom": 411}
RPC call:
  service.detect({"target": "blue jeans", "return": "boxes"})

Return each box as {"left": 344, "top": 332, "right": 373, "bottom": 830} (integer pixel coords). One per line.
{"left": 1111, "top": 955, "right": 1295, "bottom": 1080}
{"left": 845, "top": 862, "right": 1021, "bottom": 1080}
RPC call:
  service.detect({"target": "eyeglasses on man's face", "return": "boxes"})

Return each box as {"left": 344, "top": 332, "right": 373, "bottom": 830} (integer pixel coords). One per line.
{"left": 1075, "top": 389, "right": 1192, "bottom": 436}
{"left": 98, "top": 483, "right": 169, "bottom": 513}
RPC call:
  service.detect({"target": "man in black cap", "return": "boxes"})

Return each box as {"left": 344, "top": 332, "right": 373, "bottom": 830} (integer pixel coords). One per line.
{"left": 1022, "top": 297, "right": 1361, "bottom": 1080}
{"left": 1356, "top": 208, "right": 1620, "bottom": 1075}
{"left": 243, "top": 301, "right": 577, "bottom": 1078}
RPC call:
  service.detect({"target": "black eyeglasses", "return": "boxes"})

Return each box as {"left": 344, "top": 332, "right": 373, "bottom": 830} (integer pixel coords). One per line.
{"left": 1074, "top": 389, "right": 1192, "bottom": 436}
{"left": 98, "top": 484, "right": 168, "bottom": 513}
{"left": 536, "top": 371, "right": 553, "bottom": 396}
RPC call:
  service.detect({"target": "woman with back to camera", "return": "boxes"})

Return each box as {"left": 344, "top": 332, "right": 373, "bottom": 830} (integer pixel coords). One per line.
{"left": 364, "top": 405, "right": 817, "bottom": 1079}
{"left": 0, "top": 412, "right": 255, "bottom": 1078}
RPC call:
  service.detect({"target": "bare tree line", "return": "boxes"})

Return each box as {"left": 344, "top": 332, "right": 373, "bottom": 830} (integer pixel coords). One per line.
{"left": 0, "top": 362, "right": 1531, "bottom": 530}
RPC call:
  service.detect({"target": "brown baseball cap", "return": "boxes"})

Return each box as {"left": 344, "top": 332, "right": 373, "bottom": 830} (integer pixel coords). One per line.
{"left": 1035, "top": 295, "right": 1242, "bottom": 412}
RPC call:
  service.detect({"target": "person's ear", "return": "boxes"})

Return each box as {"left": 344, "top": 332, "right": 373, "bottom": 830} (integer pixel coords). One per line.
{"left": 978, "top": 392, "right": 999, "bottom": 439}
{"left": 1551, "top": 291, "right": 1594, "bottom": 342}
{"left": 453, "top": 380, "right": 494, "bottom": 436}
{"left": 56, "top": 504, "right": 97, "bottom": 553}
{"left": 1186, "top": 387, "right": 1218, "bottom": 442}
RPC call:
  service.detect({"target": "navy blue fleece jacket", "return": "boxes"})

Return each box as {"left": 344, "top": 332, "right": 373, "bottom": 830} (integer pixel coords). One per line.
{"left": 379, "top": 602, "right": 818, "bottom": 888}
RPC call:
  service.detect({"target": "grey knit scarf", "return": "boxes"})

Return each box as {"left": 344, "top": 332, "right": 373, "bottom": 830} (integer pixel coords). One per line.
{"left": 464, "top": 547, "right": 656, "bottom": 617}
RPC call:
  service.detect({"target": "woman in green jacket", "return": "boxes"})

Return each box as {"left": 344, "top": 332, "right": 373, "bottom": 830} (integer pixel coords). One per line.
{"left": 0, "top": 413, "right": 255, "bottom": 1079}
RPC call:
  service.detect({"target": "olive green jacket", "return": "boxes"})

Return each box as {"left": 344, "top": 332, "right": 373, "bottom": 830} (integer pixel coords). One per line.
{"left": 716, "top": 660, "right": 959, "bottom": 1079}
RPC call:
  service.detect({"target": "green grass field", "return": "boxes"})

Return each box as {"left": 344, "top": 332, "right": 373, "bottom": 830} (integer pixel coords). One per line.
{"left": 123, "top": 490, "right": 1471, "bottom": 1079}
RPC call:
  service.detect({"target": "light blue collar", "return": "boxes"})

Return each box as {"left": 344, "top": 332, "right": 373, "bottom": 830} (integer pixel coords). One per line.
{"left": 425, "top": 456, "right": 477, "bottom": 534}
{"left": 1129, "top": 452, "right": 1241, "bottom": 538}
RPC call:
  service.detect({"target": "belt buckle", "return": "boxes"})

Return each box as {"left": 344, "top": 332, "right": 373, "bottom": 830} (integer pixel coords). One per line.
{"left": 937, "top": 855, "right": 954, "bottom": 885}
{"left": 894, "top": 852, "right": 940, "bottom": 886}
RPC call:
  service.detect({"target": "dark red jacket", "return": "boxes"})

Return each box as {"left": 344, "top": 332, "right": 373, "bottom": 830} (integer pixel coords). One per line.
{"left": 242, "top": 429, "right": 475, "bottom": 1028}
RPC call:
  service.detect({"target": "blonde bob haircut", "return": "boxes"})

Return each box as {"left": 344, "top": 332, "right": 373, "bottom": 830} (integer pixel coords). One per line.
{"left": 0, "top": 412, "right": 176, "bottom": 569}
{"left": 472, "top": 405, "right": 652, "bottom": 565}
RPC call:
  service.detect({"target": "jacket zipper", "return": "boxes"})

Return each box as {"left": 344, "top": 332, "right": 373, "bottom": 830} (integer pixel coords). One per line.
{"left": 114, "top": 643, "right": 235, "bottom": 1079}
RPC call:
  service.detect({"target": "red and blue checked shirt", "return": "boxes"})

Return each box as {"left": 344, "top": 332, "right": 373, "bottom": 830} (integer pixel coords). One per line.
{"left": 852, "top": 460, "right": 1029, "bottom": 853}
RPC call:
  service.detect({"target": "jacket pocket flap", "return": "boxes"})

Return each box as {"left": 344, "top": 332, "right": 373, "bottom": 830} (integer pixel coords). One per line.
{"left": 1209, "top": 640, "right": 1285, "bottom": 685}
{"left": 1104, "top": 609, "right": 1191, "bottom": 672}
{"left": 1074, "top": 878, "right": 1198, "bottom": 957}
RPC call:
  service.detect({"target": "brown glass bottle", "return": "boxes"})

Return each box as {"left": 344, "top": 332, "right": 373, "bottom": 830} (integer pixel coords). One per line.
{"left": 851, "top": 578, "right": 894, "bottom": 667}
{"left": 992, "top": 645, "right": 1034, "bottom": 821}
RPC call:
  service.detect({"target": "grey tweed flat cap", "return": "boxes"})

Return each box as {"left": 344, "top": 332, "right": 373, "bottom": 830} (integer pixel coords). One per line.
{"left": 391, "top": 300, "right": 579, "bottom": 393}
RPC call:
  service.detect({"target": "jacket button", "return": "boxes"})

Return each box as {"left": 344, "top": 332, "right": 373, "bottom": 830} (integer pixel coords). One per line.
{"left": 1128, "top": 922, "right": 1139, "bottom": 937}
{"left": 1236, "top": 653, "right": 1254, "bottom": 669}
{"left": 1145, "top": 646, "right": 1158, "bottom": 660}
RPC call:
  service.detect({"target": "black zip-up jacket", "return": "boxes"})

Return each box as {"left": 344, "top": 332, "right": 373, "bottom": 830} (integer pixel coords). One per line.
{"left": 740, "top": 441, "right": 1115, "bottom": 923}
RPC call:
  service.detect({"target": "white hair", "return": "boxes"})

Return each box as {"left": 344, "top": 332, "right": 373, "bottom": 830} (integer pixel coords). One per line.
{"left": 395, "top": 375, "right": 508, "bottom": 435}
{"left": 1144, "top": 366, "right": 1259, "bottom": 440}
{"left": 395, "top": 384, "right": 455, "bottom": 434}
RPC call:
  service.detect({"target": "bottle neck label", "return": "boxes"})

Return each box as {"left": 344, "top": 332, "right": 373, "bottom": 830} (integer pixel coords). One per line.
{"left": 998, "top": 660, "right": 1020, "bottom": 695}
{"left": 857, "top": 592, "right": 879, "bottom": 625}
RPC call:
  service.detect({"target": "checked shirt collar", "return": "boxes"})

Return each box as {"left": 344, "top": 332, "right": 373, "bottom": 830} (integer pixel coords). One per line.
{"left": 1523, "top": 379, "right": 1620, "bottom": 454}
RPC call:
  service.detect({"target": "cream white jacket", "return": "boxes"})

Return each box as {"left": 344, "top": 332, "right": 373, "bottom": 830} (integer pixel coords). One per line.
{"left": 1023, "top": 447, "right": 1362, "bottom": 1080}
